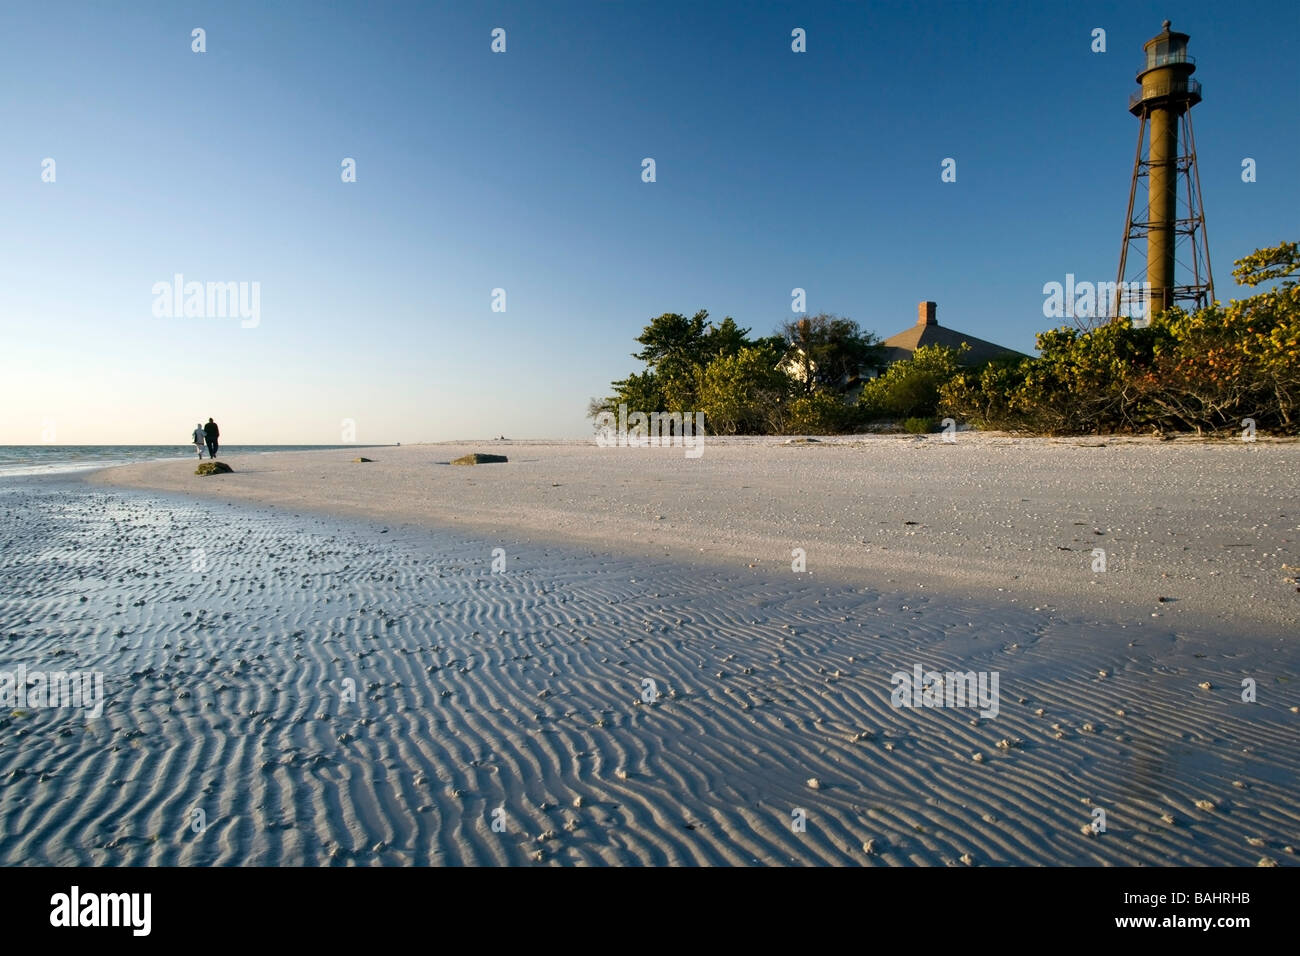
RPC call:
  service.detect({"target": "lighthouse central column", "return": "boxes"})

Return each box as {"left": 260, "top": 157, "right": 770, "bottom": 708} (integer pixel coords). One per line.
{"left": 1146, "top": 105, "right": 1179, "bottom": 314}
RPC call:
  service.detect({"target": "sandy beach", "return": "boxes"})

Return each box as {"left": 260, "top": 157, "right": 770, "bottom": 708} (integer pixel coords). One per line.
{"left": 0, "top": 437, "right": 1294, "bottom": 866}
{"left": 92, "top": 436, "right": 1300, "bottom": 633}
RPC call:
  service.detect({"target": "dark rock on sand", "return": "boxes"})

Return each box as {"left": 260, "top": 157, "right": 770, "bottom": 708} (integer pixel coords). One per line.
{"left": 450, "top": 453, "right": 508, "bottom": 465}
{"left": 196, "top": 461, "right": 233, "bottom": 476}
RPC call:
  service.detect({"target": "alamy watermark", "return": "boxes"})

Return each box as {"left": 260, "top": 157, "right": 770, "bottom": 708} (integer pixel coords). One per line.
{"left": 1, "top": 665, "right": 105, "bottom": 718}
{"left": 890, "top": 663, "right": 999, "bottom": 718}
{"left": 50, "top": 886, "right": 150, "bottom": 935}
{"left": 1043, "top": 274, "right": 1150, "bottom": 322}
{"left": 152, "top": 274, "right": 260, "bottom": 328}
{"left": 593, "top": 403, "right": 705, "bottom": 458}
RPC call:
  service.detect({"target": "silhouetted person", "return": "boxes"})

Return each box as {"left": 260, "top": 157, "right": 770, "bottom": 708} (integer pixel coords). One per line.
{"left": 192, "top": 423, "right": 206, "bottom": 459}
{"left": 203, "top": 418, "right": 220, "bottom": 459}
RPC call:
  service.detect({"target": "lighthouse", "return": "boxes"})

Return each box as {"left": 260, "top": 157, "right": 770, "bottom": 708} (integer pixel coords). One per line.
{"left": 1115, "top": 21, "right": 1213, "bottom": 322}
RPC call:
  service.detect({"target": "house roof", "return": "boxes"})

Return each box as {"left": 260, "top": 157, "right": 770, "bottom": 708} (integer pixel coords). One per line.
{"left": 881, "top": 303, "right": 1028, "bottom": 365}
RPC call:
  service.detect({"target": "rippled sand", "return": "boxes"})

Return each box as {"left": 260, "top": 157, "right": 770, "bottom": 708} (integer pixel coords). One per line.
{"left": 2, "top": 475, "right": 1296, "bottom": 866}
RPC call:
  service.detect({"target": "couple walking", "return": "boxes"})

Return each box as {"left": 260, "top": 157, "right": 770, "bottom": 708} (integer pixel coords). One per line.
{"left": 191, "top": 418, "right": 220, "bottom": 459}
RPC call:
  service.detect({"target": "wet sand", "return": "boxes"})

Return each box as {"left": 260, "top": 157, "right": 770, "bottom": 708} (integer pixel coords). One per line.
{"left": 3, "top": 454, "right": 1298, "bottom": 865}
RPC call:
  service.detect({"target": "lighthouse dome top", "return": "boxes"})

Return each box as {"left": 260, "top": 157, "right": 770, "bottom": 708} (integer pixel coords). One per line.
{"left": 1140, "top": 21, "right": 1194, "bottom": 75}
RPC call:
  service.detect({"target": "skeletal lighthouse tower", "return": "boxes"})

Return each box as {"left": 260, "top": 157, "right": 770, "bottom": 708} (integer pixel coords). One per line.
{"left": 1114, "top": 20, "right": 1213, "bottom": 322}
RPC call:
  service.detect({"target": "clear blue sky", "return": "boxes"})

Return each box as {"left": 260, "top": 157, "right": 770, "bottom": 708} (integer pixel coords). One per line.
{"left": 2, "top": 0, "right": 1296, "bottom": 443}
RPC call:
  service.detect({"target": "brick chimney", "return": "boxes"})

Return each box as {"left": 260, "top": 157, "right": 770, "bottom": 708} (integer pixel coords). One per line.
{"left": 918, "top": 301, "right": 938, "bottom": 326}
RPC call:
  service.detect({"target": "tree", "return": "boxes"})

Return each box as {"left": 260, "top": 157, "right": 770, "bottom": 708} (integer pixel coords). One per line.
{"left": 777, "top": 313, "right": 884, "bottom": 394}
{"left": 1233, "top": 240, "right": 1299, "bottom": 288}
{"left": 632, "top": 311, "right": 710, "bottom": 372}
{"left": 587, "top": 369, "right": 664, "bottom": 423}
{"left": 859, "top": 344, "right": 966, "bottom": 421}
{"left": 701, "top": 316, "right": 752, "bottom": 362}
{"left": 696, "top": 345, "right": 793, "bottom": 434}
{"left": 623, "top": 310, "right": 759, "bottom": 411}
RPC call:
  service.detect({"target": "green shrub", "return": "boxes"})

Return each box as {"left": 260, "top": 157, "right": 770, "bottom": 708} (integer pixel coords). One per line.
{"left": 939, "top": 242, "right": 1299, "bottom": 435}
{"left": 787, "top": 391, "right": 855, "bottom": 434}
{"left": 695, "top": 345, "right": 793, "bottom": 434}
{"left": 859, "top": 344, "right": 967, "bottom": 421}
{"left": 901, "top": 417, "right": 935, "bottom": 434}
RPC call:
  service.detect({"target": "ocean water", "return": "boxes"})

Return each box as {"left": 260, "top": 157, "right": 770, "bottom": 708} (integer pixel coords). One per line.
{"left": 0, "top": 445, "right": 384, "bottom": 477}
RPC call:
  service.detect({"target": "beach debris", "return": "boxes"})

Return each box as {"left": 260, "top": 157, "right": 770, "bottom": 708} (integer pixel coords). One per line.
{"left": 1258, "top": 857, "right": 1279, "bottom": 867}
{"left": 806, "top": 777, "right": 821, "bottom": 789}
{"left": 352, "top": 457, "right": 373, "bottom": 463}
{"left": 959, "top": 852, "right": 974, "bottom": 865}
{"left": 1194, "top": 799, "right": 1216, "bottom": 812}
{"left": 195, "top": 461, "right": 232, "bottom": 476}
{"left": 1198, "top": 681, "right": 1213, "bottom": 690}
{"left": 862, "top": 839, "right": 877, "bottom": 855}
{"left": 450, "top": 453, "right": 508, "bottom": 465}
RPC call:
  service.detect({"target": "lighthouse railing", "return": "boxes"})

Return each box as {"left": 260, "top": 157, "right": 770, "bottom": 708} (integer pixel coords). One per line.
{"left": 1130, "top": 78, "right": 1201, "bottom": 110}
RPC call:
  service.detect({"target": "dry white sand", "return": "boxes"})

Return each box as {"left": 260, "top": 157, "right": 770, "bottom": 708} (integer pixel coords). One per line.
{"left": 1, "top": 437, "right": 1295, "bottom": 866}
{"left": 93, "top": 435, "right": 1299, "bottom": 633}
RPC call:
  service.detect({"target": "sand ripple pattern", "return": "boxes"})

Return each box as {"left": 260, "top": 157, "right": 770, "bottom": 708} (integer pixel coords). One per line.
{"left": 1, "top": 482, "right": 1296, "bottom": 866}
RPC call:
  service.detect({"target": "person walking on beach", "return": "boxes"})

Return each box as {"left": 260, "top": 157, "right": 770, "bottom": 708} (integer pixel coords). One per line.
{"left": 192, "top": 423, "right": 206, "bottom": 459}
{"left": 203, "top": 418, "right": 220, "bottom": 459}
